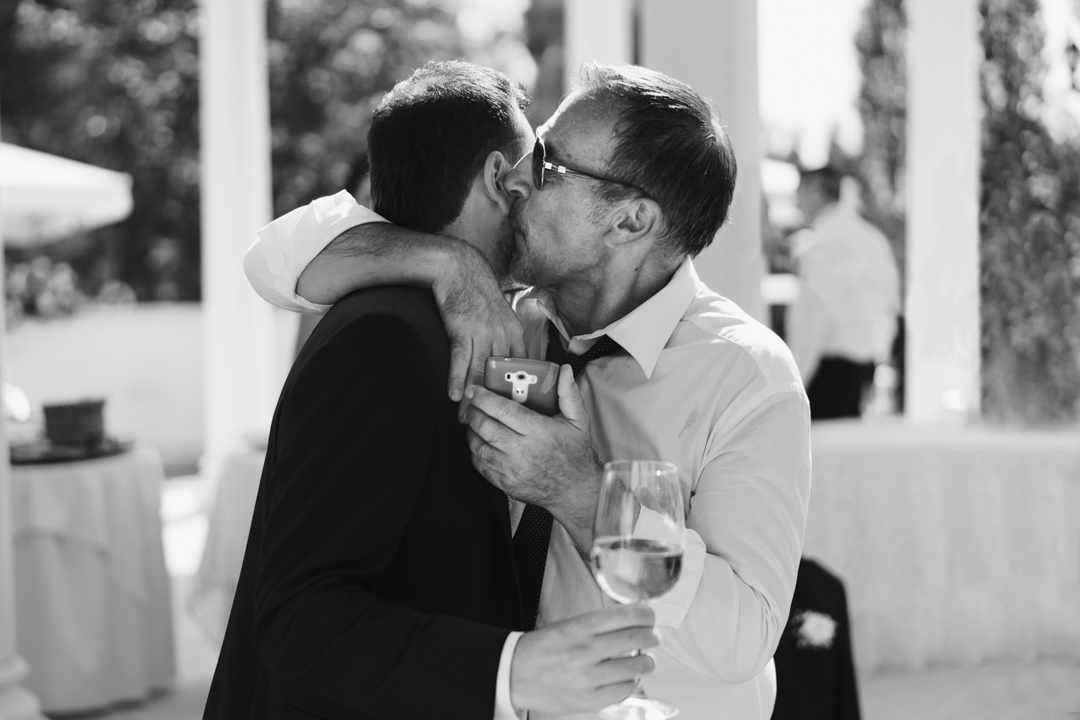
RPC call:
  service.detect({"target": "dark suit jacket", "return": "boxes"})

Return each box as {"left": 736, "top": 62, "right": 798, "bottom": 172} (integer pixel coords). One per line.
{"left": 204, "top": 287, "right": 522, "bottom": 720}
{"left": 771, "top": 558, "right": 861, "bottom": 720}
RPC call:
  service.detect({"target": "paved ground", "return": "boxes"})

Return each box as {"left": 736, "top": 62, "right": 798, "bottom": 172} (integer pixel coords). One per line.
{"left": 48, "top": 478, "right": 1080, "bottom": 720}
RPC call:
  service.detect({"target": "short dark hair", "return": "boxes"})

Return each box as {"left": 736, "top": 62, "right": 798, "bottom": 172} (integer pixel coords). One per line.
{"left": 578, "top": 63, "right": 737, "bottom": 258}
{"left": 799, "top": 166, "right": 843, "bottom": 202}
{"left": 368, "top": 61, "right": 530, "bottom": 233}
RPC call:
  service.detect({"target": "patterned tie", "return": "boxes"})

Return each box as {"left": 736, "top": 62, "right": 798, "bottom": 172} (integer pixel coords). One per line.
{"left": 514, "top": 320, "right": 624, "bottom": 631}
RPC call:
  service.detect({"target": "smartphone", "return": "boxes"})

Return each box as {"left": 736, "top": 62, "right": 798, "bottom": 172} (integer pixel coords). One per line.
{"left": 483, "top": 357, "right": 560, "bottom": 416}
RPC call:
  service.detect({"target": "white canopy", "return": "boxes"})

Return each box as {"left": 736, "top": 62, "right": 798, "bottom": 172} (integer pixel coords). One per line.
{"left": 0, "top": 142, "right": 133, "bottom": 246}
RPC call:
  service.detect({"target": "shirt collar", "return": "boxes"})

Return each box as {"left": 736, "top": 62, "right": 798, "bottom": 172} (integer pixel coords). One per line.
{"left": 532, "top": 258, "right": 699, "bottom": 379}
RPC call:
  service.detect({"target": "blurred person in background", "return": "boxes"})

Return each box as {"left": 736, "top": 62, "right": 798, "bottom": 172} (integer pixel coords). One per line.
{"left": 785, "top": 165, "right": 900, "bottom": 420}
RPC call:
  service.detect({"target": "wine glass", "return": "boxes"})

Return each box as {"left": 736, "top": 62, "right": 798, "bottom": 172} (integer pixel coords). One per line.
{"left": 592, "top": 460, "right": 685, "bottom": 720}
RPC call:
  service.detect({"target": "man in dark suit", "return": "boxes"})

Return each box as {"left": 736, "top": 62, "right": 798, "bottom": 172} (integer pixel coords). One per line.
{"left": 204, "top": 62, "right": 657, "bottom": 720}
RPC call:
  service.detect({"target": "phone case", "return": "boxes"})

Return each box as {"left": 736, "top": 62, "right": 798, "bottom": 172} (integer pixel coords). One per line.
{"left": 483, "top": 357, "right": 560, "bottom": 416}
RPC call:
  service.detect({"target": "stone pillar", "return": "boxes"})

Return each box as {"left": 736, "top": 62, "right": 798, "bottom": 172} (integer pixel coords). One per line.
{"left": 0, "top": 128, "right": 45, "bottom": 720}
{"left": 563, "top": 0, "right": 634, "bottom": 90}
{"left": 200, "top": 0, "right": 295, "bottom": 472}
{"left": 640, "top": 0, "right": 765, "bottom": 320}
{"left": 905, "top": 0, "right": 982, "bottom": 421}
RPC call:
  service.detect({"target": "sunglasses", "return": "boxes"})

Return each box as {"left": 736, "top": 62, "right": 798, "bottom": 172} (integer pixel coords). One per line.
{"left": 530, "top": 136, "right": 650, "bottom": 198}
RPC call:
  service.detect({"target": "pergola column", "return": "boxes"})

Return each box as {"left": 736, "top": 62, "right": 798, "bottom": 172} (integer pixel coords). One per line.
{"left": 200, "top": 0, "right": 294, "bottom": 472}
{"left": 563, "top": 0, "right": 634, "bottom": 88}
{"left": 0, "top": 129, "right": 44, "bottom": 720}
{"left": 641, "top": 0, "right": 765, "bottom": 320}
{"left": 905, "top": 0, "right": 982, "bottom": 421}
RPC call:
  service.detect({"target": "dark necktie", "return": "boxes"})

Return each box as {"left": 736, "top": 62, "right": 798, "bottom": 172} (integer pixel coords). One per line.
{"left": 514, "top": 320, "right": 624, "bottom": 631}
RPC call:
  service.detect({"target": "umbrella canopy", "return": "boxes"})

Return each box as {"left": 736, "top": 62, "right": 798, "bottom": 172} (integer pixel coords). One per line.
{"left": 0, "top": 142, "right": 133, "bottom": 246}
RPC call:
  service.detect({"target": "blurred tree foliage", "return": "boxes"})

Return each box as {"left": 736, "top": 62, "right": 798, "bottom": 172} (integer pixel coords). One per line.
{"left": 853, "top": 0, "right": 906, "bottom": 281}
{"left": 0, "top": 0, "right": 201, "bottom": 301}
{"left": 979, "top": 0, "right": 1080, "bottom": 423}
{"left": 265, "top": 0, "right": 461, "bottom": 216}
{"left": 0, "top": 0, "right": 461, "bottom": 302}
{"left": 856, "top": 0, "right": 1080, "bottom": 424}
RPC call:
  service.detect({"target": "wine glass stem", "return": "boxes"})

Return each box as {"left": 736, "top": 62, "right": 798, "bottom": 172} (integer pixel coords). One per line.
{"left": 629, "top": 648, "right": 647, "bottom": 699}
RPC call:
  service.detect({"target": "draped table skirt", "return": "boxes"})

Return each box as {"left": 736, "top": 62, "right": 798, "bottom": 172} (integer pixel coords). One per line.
{"left": 12, "top": 445, "right": 176, "bottom": 713}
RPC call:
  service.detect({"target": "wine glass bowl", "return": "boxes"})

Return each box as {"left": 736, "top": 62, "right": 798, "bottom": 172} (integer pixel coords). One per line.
{"left": 591, "top": 460, "right": 685, "bottom": 720}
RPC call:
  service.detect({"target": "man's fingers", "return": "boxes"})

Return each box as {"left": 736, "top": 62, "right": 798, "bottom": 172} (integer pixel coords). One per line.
{"left": 589, "top": 680, "right": 639, "bottom": 709}
{"left": 447, "top": 334, "right": 473, "bottom": 402}
{"left": 506, "top": 326, "right": 527, "bottom": 359}
{"left": 464, "top": 384, "right": 536, "bottom": 433}
{"left": 555, "top": 363, "right": 589, "bottom": 426}
{"left": 589, "top": 625, "right": 662, "bottom": 660}
{"left": 592, "top": 652, "right": 656, "bottom": 686}
{"left": 568, "top": 604, "right": 656, "bottom": 635}
{"left": 465, "top": 403, "right": 524, "bottom": 449}
{"left": 466, "top": 350, "right": 487, "bottom": 394}
{"left": 465, "top": 429, "right": 511, "bottom": 488}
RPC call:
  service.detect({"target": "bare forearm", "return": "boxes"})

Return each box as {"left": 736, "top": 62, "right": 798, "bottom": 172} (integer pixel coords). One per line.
{"left": 296, "top": 223, "right": 471, "bottom": 305}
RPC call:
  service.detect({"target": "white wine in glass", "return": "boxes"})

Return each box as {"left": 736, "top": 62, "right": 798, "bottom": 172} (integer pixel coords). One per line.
{"left": 592, "top": 460, "right": 685, "bottom": 720}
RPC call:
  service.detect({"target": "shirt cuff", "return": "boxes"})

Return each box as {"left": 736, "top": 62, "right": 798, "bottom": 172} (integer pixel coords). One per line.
{"left": 244, "top": 190, "right": 388, "bottom": 314}
{"left": 495, "top": 631, "right": 525, "bottom": 720}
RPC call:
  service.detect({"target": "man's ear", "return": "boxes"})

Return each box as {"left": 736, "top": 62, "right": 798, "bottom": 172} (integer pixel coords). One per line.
{"left": 606, "top": 198, "right": 663, "bottom": 248}
{"left": 481, "top": 150, "right": 515, "bottom": 215}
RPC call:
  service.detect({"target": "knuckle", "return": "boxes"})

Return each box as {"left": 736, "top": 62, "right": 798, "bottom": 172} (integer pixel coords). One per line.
{"left": 465, "top": 429, "right": 481, "bottom": 451}
{"left": 473, "top": 442, "right": 493, "bottom": 465}
{"left": 637, "top": 627, "right": 660, "bottom": 648}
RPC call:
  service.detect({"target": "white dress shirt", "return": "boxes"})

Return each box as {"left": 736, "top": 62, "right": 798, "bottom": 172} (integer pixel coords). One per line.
{"left": 785, "top": 202, "right": 901, "bottom": 381}
{"left": 246, "top": 192, "right": 813, "bottom": 720}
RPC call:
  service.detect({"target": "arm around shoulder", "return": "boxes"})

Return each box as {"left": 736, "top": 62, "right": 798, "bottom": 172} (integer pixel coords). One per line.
{"left": 244, "top": 191, "right": 388, "bottom": 313}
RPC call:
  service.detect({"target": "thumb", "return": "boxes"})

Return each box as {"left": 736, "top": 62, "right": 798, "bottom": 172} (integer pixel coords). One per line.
{"left": 556, "top": 364, "right": 588, "bottom": 427}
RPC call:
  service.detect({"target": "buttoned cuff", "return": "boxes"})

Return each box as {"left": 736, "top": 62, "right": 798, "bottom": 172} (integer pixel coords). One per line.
{"left": 495, "top": 631, "right": 525, "bottom": 720}
{"left": 244, "top": 190, "right": 388, "bottom": 314}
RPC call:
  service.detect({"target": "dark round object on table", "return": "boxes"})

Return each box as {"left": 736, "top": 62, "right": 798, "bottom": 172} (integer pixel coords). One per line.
{"left": 43, "top": 399, "right": 106, "bottom": 446}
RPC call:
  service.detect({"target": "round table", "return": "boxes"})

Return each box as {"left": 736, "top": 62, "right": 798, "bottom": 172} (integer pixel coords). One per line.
{"left": 12, "top": 444, "right": 176, "bottom": 713}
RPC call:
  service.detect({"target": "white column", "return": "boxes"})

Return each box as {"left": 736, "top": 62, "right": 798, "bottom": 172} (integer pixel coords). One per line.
{"left": 200, "top": 0, "right": 294, "bottom": 471}
{"left": 640, "top": 0, "right": 765, "bottom": 320}
{"left": 563, "top": 0, "right": 634, "bottom": 90}
{"left": 0, "top": 127, "right": 45, "bottom": 720}
{"left": 905, "top": 0, "right": 982, "bottom": 421}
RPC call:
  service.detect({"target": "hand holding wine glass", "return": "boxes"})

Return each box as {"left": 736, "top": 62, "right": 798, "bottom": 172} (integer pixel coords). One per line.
{"left": 592, "top": 460, "right": 686, "bottom": 720}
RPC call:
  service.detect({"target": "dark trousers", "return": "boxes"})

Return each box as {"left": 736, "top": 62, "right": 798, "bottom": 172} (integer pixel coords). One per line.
{"left": 806, "top": 357, "right": 876, "bottom": 420}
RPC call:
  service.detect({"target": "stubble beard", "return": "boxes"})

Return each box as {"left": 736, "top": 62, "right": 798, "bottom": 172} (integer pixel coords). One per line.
{"left": 506, "top": 201, "right": 536, "bottom": 288}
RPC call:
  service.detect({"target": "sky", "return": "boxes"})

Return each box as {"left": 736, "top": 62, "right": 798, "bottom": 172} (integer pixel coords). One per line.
{"left": 758, "top": 0, "right": 870, "bottom": 167}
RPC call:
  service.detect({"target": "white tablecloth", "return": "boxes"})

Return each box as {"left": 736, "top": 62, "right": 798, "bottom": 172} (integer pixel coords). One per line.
{"left": 12, "top": 445, "right": 176, "bottom": 713}
{"left": 190, "top": 449, "right": 264, "bottom": 644}
{"left": 803, "top": 419, "right": 1080, "bottom": 672}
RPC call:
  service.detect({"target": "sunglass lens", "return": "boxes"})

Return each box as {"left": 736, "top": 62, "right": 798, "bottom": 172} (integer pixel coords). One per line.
{"left": 532, "top": 138, "right": 544, "bottom": 190}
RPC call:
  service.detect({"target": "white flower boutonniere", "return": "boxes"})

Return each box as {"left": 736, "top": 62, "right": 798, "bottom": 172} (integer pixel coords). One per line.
{"left": 792, "top": 610, "right": 837, "bottom": 650}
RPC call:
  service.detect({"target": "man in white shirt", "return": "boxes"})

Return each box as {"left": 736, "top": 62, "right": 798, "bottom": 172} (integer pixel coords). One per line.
{"left": 248, "top": 63, "right": 812, "bottom": 719}
{"left": 785, "top": 166, "right": 901, "bottom": 419}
